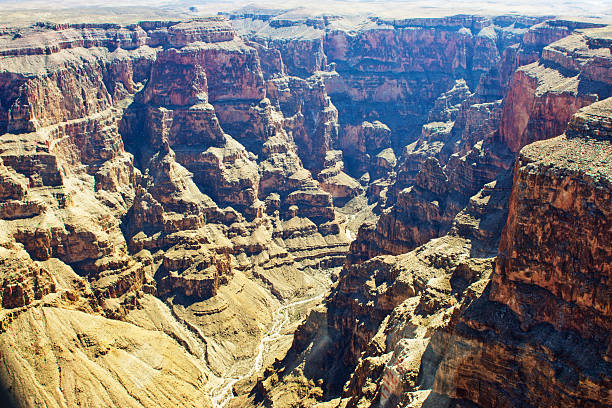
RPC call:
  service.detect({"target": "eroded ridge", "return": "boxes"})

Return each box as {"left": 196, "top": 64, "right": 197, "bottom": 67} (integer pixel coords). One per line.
{"left": 0, "top": 6, "right": 609, "bottom": 408}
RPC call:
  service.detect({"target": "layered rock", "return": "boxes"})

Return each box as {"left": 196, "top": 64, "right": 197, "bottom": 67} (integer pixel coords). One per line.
{"left": 474, "top": 18, "right": 604, "bottom": 100}
{"left": 429, "top": 99, "right": 612, "bottom": 408}
{"left": 257, "top": 100, "right": 612, "bottom": 408}
{"left": 348, "top": 157, "right": 453, "bottom": 263}
{"left": 347, "top": 110, "right": 513, "bottom": 265}
{"left": 317, "top": 150, "right": 362, "bottom": 205}
{"left": 255, "top": 167, "right": 513, "bottom": 408}
{"left": 0, "top": 16, "right": 344, "bottom": 408}
{"left": 346, "top": 24, "right": 611, "bottom": 267}
{"left": 318, "top": 15, "right": 517, "bottom": 152}
{"left": 266, "top": 73, "right": 339, "bottom": 174}
{"left": 339, "top": 120, "right": 392, "bottom": 176}
{"left": 252, "top": 15, "right": 612, "bottom": 408}
{"left": 0, "top": 8, "right": 610, "bottom": 408}
{"left": 499, "top": 27, "right": 611, "bottom": 152}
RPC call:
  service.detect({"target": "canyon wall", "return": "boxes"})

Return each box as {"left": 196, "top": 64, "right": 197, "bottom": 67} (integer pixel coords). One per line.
{"left": 0, "top": 16, "right": 350, "bottom": 408}
{"left": 428, "top": 98, "right": 612, "bottom": 408}
{"left": 253, "top": 23, "right": 612, "bottom": 408}
{"left": 0, "top": 8, "right": 609, "bottom": 408}
{"left": 347, "top": 23, "right": 611, "bottom": 265}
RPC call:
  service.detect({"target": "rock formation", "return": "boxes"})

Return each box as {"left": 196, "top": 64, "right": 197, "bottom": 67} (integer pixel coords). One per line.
{"left": 429, "top": 98, "right": 612, "bottom": 408}
{"left": 347, "top": 22, "right": 610, "bottom": 266}
{"left": 0, "top": 16, "right": 350, "bottom": 408}
{"left": 0, "top": 5, "right": 609, "bottom": 408}
{"left": 252, "top": 21, "right": 612, "bottom": 408}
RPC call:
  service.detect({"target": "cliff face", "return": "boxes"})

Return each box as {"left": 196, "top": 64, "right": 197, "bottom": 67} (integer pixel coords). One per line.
{"left": 256, "top": 164, "right": 514, "bottom": 408}
{"left": 0, "top": 8, "right": 610, "bottom": 408}
{"left": 0, "top": 16, "right": 351, "bottom": 408}
{"left": 253, "top": 22, "right": 612, "bottom": 408}
{"left": 499, "top": 27, "right": 611, "bottom": 152}
{"left": 429, "top": 97, "right": 612, "bottom": 408}
{"left": 321, "top": 20, "right": 499, "bottom": 154}
{"left": 346, "top": 23, "right": 610, "bottom": 266}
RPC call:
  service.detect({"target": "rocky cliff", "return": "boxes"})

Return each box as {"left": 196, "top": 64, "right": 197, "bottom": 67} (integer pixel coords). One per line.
{"left": 428, "top": 98, "right": 612, "bottom": 408}
{"left": 0, "top": 6, "right": 610, "bottom": 408}
{"left": 0, "top": 16, "right": 350, "bottom": 408}
{"left": 253, "top": 22, "right": 612, "bottom": 408}
{"left": 347, "top": 22, "right": 610, "bottom": 266}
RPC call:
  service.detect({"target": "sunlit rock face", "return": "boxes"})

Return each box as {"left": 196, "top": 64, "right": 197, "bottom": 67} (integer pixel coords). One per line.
{"left": 429, "top": 98, "right": 612, "bottom": 408}
{"left": 0, "top": 16, "right": 348, "bottom": 408}
{"left": 249, "top": 16, "right": 612, "bottom": 408}
{"left": 0, "top": 6, "right": 610, "bottom": 408}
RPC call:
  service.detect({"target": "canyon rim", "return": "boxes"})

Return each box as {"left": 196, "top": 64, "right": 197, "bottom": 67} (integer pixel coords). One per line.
{"left": 0, "top": 1, "right": 610, "bottom": 407}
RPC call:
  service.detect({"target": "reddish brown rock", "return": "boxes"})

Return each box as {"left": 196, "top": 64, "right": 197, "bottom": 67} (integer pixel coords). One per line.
{"left": 318, "top": 150, "right": 363, "bottom": 203}
{"left": 256, "top": 168, "right": 511, "bottom": 406}
{"left": 268, "top": 37, "right": 327, "bottom": 76}
{"left": 0, "top": 10, "right": 609, "bottom": 408}
{"left": 475, "top": 18, "right": 605, "bottom": 100}
{"left": 348, "top": 137, "right": 513, "bottom": 266}
{"left": 0, "top": 159, "right": 27, "bottom": 201}
{"left": 143, "top": 48, "right": 209, "bottom": 108}
{"left": 267, "top": 73, "right": 339, "bottom": 173}
{"left": 499, "top": 27, "right": 610, "bottom": 152}
{"left": 430, "top": 99, "right": 612, "bottom": 408}
{"left": 163, "top": 18, "right": 236, "bottom": 46}
{"left": 157, "top": 247, "right": 231, "bottom": 298}
{"left": 340, "top": 120, "right": 392, "bottom": 176}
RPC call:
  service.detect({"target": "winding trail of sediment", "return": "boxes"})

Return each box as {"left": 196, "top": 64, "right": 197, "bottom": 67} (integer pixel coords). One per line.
{"left": 209, "top": 294, "right": 325, "bottom": 408}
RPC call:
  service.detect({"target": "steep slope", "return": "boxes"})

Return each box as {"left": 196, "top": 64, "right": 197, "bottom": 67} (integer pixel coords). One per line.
{"left": 429, "top": 97, "right": 612, "bottom": 408}
{"left": 348, "top": 23, "right": 610, "bottom": 265}
{"left": 0, "top": 8, "right": 609, "bottom": 408}
{"left": 0, "top": 17, "right": 348, "bottom": 407}
{"left": 253, "top": 26, "right": 612, "bottom": 408}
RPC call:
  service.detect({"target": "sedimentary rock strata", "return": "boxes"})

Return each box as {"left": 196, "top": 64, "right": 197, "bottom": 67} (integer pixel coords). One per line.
{"left": 253, "top": 18, "right": 612, "bottom": 408}
{"left": 428, "top": 99, "right": 612, "bottom": 408}
{"left": 0, "top": 6, "right": 609, "bottom": 408}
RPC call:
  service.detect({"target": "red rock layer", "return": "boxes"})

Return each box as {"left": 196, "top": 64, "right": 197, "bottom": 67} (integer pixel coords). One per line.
{"left": 430, "top": 99, "right": 612, "bottom": 408}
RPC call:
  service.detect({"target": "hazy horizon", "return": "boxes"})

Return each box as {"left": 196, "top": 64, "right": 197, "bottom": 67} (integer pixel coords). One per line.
{"left": 1, "top": 0, "right": 611, "bottom": 26}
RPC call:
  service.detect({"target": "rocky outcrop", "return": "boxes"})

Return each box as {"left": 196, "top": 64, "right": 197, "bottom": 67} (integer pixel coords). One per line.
{"left": 348, "top": 157, "right": 454, "bottom": 263}
{"left": 499, "top": 27, "right": 611, "bottom": 152}
{"left": 318, "top": 150, "right": 363, "bottom": 204}
{"left": 266, "top": 73, "right": 339, "bottom": 174}
{"left": 252, "top": 15, "right": 612, "bottom": 408}
{"left": 429, "top": 99, "right": 612, "bottom": 408}
{"left": 0, "top": 7, "right": 610, "bottom": 408}
{"left": 347, "top": 110, "right": 513, "bottom": 266}
{"left": 346, "top": 24, "right": 611, "bottom": 267}
{"left": 340, "top": 120, "right": 392, "bottom": 176}
{"left": 256, "top": 167, "right": 513, "bottom": 407}
{"left": 0, "top": 248, "right": 56, "bottom": 309}
{"left": 0, "top": 14, "right": 362, "bottom": 406}
{"left": 257, "top": 98, "right": 611, "bottom": 408}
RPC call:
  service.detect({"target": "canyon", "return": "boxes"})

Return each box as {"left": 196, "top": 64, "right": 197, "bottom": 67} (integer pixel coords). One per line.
{"left": 0, "top": 2, "right": 610, "bottom": 408}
